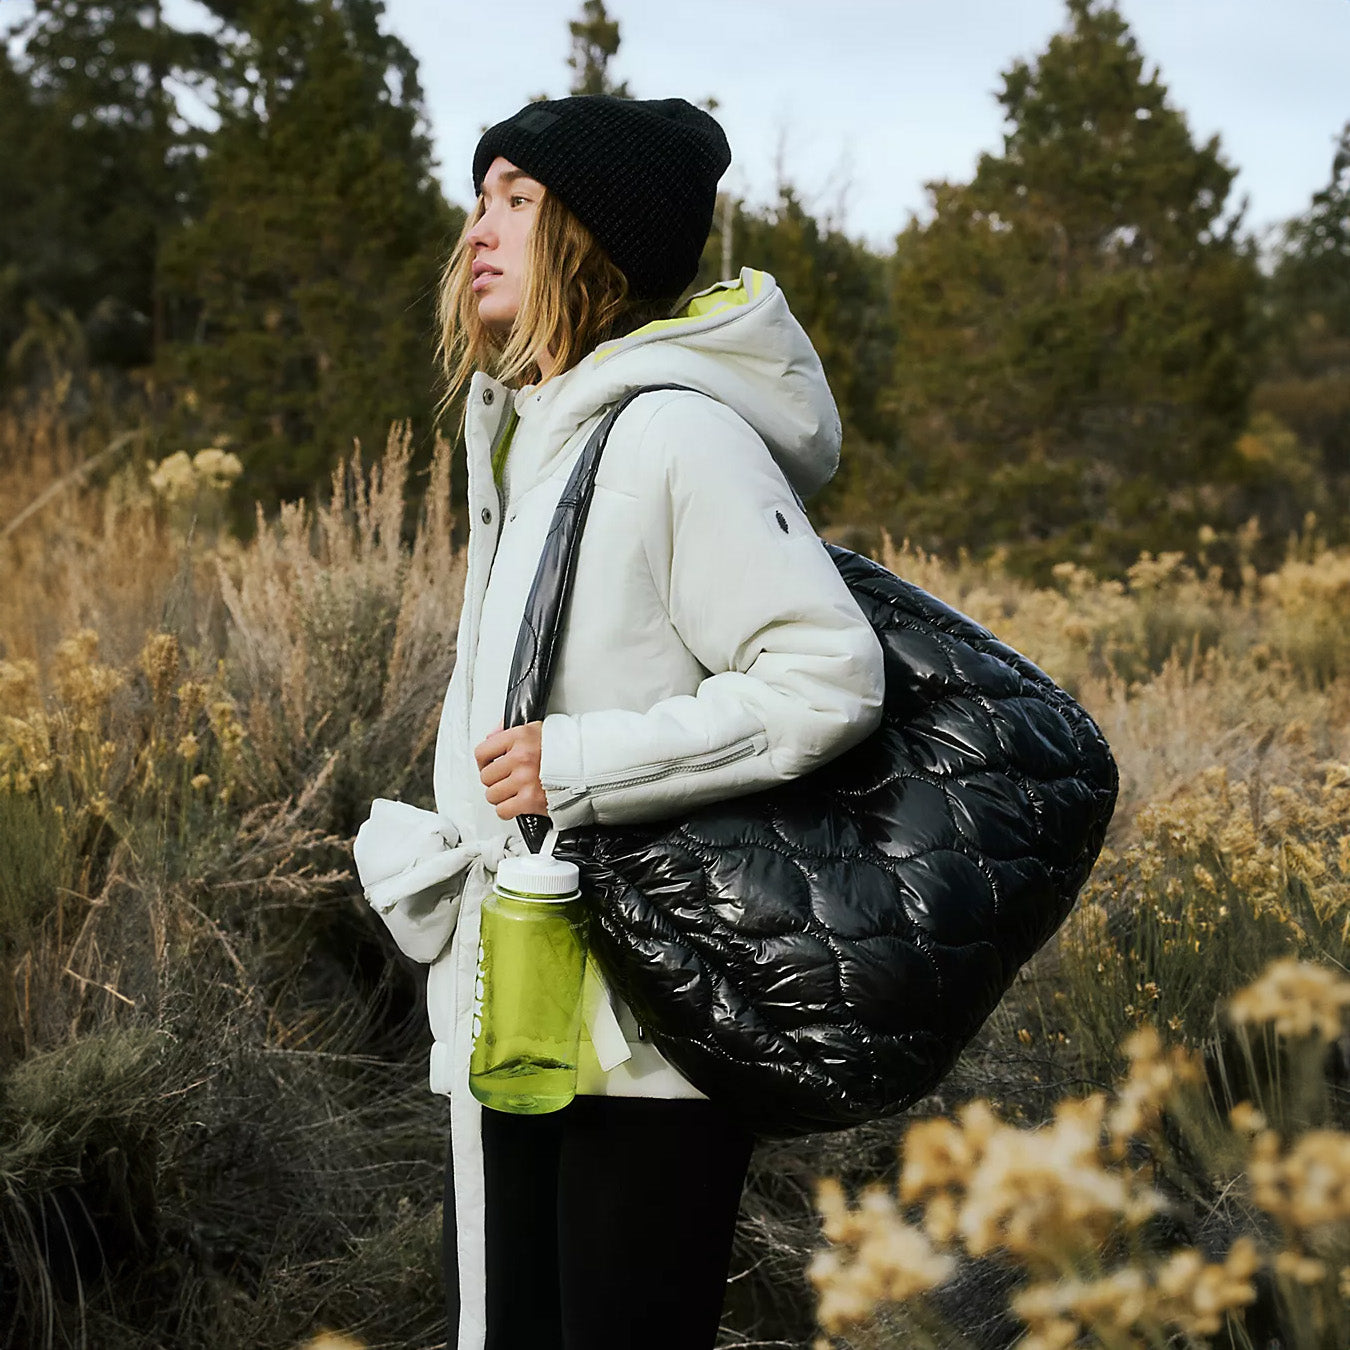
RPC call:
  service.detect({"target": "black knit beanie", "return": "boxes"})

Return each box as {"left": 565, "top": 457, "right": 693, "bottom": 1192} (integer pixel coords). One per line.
{"left": 472, "top": 95, "right": 731, "bottom": 302}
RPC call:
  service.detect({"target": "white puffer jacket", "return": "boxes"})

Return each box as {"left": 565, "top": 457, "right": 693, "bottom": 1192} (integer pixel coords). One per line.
{"left": 353, "top": 267, "right": 885, "bottom": 1349}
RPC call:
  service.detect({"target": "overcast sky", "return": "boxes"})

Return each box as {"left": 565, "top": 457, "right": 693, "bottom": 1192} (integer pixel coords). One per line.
{"left": 391, "top": 0, "right": 1350, "bottom": 252}
{"left": 10, "top": 0, "right": 1348, "bottom": 251}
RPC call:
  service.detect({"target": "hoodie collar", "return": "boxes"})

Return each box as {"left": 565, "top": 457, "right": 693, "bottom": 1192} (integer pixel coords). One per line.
{"left": 479, "top": 268, "right": 841, "bottom": 502}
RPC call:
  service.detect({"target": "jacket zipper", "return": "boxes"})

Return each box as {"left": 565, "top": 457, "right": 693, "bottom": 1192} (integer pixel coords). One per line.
{"left": 547, "top": 732, "right": 766, "bottom": 804}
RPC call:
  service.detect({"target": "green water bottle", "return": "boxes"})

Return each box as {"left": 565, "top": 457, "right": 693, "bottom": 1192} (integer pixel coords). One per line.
{"left": 469, "top": 852, "right": 588, "bottom": 1114}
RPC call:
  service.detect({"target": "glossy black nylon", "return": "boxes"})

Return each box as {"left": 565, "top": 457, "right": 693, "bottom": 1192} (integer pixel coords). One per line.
{"left": 502, "top": 386, "right": 1119, "bottom": 1136}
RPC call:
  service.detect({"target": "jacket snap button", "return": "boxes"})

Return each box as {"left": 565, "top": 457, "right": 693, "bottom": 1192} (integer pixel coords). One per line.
{"left": 482, "top": 388, "right": 494, "bottom": 406}
{"left": 481, "top": 507, "right": 492, "bottom": 524}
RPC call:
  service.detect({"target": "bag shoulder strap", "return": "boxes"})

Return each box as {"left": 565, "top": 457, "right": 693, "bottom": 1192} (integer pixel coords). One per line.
{"left": 503, "top": 383, "right": 700, "bottom": 852}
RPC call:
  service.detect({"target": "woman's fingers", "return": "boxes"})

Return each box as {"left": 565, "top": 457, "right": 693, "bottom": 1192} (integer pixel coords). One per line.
{"left": 478, "top": 754, "right": 513, "bottom": 787}
{"left": 473, "top": 724, "right": 509, "bottom": 770}
{"left": 474, "top": 722, "right": 546, "bottom": 818}
{"left": 490, "top": 785, "right": 549, "bottom": 819}
{"left": 483, "top": 773, "right": 520, "bottom": 805}
{"left": 485, "top": 773, "right": 548, "bottom": 818}
{"left": 478, "top": 740, "right": 533, "bottom": 788}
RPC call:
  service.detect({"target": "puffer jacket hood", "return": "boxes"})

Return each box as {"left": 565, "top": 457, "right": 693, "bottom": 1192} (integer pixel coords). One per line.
{"left": 521, "top": 267, "right": 842, "bottom": 500}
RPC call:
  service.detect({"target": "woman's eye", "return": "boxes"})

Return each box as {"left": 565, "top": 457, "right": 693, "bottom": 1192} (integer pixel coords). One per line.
{"left": 509, "top": 195, "right": 530, "bottom": 207}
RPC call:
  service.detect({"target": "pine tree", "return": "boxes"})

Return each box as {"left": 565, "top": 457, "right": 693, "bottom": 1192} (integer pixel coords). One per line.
{"left": 1275, "top": 124, "right": 1350, "bottom": 336}
{"left": 567, "top": 0, "right": 629, "bottom": 97}
{"left": 157, "top": 0, "right": 460, "bottom": 516}
{"left": 0, "top": 43, "right": 51, "bottom": 378}
{"left": 889, "top": 0, "right": 1259, "bottom": 575}
{"left": 1257, "top": 124, "right": 1350, "bottom": 509}
{"left": 0, "top": 1, "right": 217, "bottom": 385}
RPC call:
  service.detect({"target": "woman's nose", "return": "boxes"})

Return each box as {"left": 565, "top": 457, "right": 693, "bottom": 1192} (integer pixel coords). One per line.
{"left": 467, "top": 210, "right": 496, "bottom": 249}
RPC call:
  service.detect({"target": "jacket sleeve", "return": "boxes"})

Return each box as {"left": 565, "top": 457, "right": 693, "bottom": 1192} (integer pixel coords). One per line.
{"left": 537, "top": 393, "right": 885, "bottom": 828}
{"left": 353, "top": 798, "right": 472, "bottom": 963}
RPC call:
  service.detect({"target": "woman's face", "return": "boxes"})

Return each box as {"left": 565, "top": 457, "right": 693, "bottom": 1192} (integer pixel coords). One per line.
{"left": 467, "top": 156, "right": 544, "bottom": 332}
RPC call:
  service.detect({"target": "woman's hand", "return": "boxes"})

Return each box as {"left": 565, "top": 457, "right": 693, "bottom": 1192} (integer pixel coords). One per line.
{"left": 474, "top": 721, "right": 547, "bottom": 819}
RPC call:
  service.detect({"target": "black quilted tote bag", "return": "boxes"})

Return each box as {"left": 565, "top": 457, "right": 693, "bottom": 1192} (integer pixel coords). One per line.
{"left": 504, "top": 386, "right": 1118, "bottom": 1137}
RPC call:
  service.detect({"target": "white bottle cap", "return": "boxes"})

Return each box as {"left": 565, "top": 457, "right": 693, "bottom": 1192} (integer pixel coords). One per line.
{"left": 495, "top": 853, "right": 581, "bottom": 902}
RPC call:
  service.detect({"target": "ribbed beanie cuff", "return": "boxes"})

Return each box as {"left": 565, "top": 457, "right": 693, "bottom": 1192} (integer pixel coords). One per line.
{"left": 473, "top": 95, "right": 731, "bottom": 301}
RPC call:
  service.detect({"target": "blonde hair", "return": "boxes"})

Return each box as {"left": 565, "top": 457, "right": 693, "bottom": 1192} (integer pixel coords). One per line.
{"left": 435, "top": 187, "right": 676, "bottom": 423}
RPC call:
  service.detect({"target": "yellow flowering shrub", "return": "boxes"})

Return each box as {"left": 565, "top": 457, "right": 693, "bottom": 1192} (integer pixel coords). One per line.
{"left": 1031, "top": 727, "right": 1350, "bottom": 1076}
{"left": 882, "top": 531, "right": 1350, "bottom": 694}
{"left": 811, "top": 962, "right": 1350, "bottom": 1349}
{"left": 147, "top": 445, "right": 243, "bottom": 539}
{"left": 1259, "top": 547, "right": 1350, "bottom": 686}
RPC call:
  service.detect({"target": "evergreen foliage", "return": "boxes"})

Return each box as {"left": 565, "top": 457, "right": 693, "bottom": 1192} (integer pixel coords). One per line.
{"left": 0, "top": 1, "right": 218, "bottom": 383}
{"left": 566, "top": 0, "right": 630, "bottom": 98}
{"left": 155, "top": 0, "right": 461, "bottom": 517}
{"left": 1257, "top": 123, "right": 1350, "bottom": 507}
{"left": 2, "top": 0, "right": 1347, "bottom": 564}
{"left": 888, "top": 0, "right": 1261, "bottom": 575}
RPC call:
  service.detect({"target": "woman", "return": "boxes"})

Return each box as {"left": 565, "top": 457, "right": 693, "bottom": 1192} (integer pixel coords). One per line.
{"left": 353, "top": 95, "right": 885, "bottom": 1350}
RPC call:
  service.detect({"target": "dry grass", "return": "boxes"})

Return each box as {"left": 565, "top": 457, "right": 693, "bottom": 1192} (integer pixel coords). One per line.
{"left": 0, "top": 385, "right": 200, "bottom": 671}
{"left": 3, "top": 401, "right": 1350, "bottom": 1348}
{"left": 1, "top": 405, "right": 464, "bottom": 1350}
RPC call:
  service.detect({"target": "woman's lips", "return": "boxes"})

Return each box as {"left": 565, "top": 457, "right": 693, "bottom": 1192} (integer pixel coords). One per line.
{"left": 472, "top": 270, "right": 500, "bottom": 293}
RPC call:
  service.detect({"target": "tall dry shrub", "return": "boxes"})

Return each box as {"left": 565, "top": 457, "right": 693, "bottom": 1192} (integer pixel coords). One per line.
{"left": 0, "top": 385, "right": 215, "bottom": 670}
{"left": 214, "top": 422, "right": 464, "bottom": 830}
{"left": 1, "top": 418, "right": 466, "bottom": 1350}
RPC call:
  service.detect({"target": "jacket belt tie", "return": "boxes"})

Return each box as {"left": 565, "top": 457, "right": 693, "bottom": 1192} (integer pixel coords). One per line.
{"left": 353, "top": 799, "right": 632, "bottom": 1072}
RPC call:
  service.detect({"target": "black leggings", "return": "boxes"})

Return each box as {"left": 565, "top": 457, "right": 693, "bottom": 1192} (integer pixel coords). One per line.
{"left": 443, "top": 1094, "right": 756, "bottom": 1350}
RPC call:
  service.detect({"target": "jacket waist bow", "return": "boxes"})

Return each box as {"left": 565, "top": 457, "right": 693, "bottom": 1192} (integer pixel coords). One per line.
{"left": 352, "top": 798, "right": 631, "bottom": 1071}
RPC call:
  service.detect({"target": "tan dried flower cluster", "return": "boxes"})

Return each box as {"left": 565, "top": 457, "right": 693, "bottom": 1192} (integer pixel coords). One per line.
{"left": 1228, "top": 958, "right": 1350, "bottom": 1039}
{"left": 0, "top": 711, "right": 49, "bottom": 793}
{"left": 208, "top": 696, "right": 246, "bottom": 756}
{"left": 1013, "top": 1238, "right": 1259, "bottom": 1347}
{"left": 140, "top": 631, "right": 181, "bottom": 705}
{"left": 1, "top": 634, "right": 125, "bottom": 791}
{"left": 1260, "top": 549, "right": 1350, "bottom": 620}
{"left": 1090, "top": 751, "right": 1350, "bottom": 937}
{"left": 1249, "top": 1129, "right": 1350, "bottom": 1233}
{"left": 148, "top": 446, "right": 243, "bottom": 504}
{"left": 1274, "top": 1250, "right": 1327, "bottom": 1284}
{"left": 1229, "top": 1101, "right": 1268, "bottom": 1137}
{"left": 1105, "top": 1025, "right": 1203, "bottom": 1144}
{"left": 1, "top": 659, "right": 46, "bottom": 788}
{"left": 0, "top": 658, "right": 40, "bottom": 716}
{"left": 0, "top": 622, "right": 242, "bottom": 815}
{"left": 812, "top": 955, "right": 1350, "bottom": 1347}
{"left": 900, "top": 1095, "right": 1162, "bottom": 1268}
{"left": 813, "top": 1075, "right": 1256, "bottom": 1344}
{"left": 808, "top": 1181, "right": 956, "bottom": 1333}
{"left": 51, "top": 628, "right": 124, "bottom": 723}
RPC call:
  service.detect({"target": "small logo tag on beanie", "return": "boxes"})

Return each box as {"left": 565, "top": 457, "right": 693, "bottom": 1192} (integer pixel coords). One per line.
{"left": 516, "top": 108, "right": 560, "bottom": 133}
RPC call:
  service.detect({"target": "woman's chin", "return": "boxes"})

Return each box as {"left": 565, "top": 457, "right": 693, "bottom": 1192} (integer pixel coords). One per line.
{"left": 476, "top": 297, "right": 517, "bottom": 332}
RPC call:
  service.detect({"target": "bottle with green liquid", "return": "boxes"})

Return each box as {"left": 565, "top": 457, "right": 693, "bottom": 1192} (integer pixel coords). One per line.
{"left": 469, "top": 851, "right": 589, "bottom": 1114}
